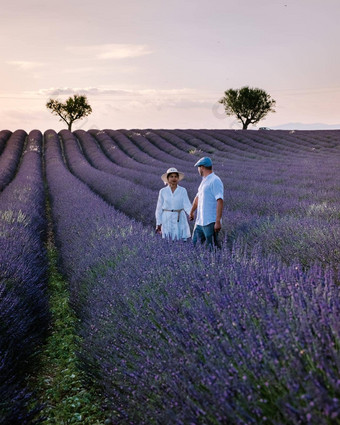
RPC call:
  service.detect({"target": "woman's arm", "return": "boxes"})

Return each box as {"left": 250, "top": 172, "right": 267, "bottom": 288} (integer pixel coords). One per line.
{"left": 189, "top": 195, "right": 198, "bottom": 221}
{"left": 155, "top": 190, "right": 163, "bottom": 226}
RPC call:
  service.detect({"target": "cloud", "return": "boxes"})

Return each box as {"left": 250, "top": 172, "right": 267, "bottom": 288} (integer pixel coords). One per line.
{"left": 36, "top": 87, "right": 137, "bottom": 97}
{"left": 36, "top": 86, "right": 198, "bottom": 98}
{"left": 6, "top": 61, "right": 44, "bottom": 70}
{"left": 30, "top": 86, "right": 216, "bottom": 112}
{"left": 66, "top": 43, "right": 153, "bottom": 60}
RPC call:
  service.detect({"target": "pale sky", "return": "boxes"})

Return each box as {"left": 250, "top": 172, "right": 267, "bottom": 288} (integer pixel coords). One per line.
{"left": 1, "top": 0, "right": 339, "bottom": 131}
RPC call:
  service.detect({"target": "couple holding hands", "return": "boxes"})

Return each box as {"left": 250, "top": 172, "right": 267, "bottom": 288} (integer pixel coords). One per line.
{"left": 155, "top": 157, "right": 224, "bottom": 248}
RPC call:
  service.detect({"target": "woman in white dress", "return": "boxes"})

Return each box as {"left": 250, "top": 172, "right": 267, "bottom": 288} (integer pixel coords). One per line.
{"left": 155, "top": 167, "right": 192, "bottom": 240}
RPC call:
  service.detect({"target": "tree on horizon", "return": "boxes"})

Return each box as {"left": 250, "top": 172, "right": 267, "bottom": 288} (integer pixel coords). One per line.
{"left": 219, "top": 86, "right": 276, "bottom": 130}
{"left": 46, "top": 94, "right": 92, "bottom": 131}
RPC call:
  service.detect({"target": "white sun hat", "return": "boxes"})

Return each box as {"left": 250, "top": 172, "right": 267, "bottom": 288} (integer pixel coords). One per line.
{"left": 161, "top": 167, "right": 185, "bottom": 184}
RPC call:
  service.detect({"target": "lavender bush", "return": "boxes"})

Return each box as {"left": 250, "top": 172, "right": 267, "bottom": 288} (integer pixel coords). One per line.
{"left": 103, "top": 129, "right": 163, "bottom": 166}
{"left": 0, "top": 130, "right": 11, "bottom": 156}
{"left": 0, "top": 129, "right": 27, "bottom": 191}
{"left": 89, "top": 129, "right": 164, "bottom": 173}
{"left": 44, "top": 129, "right": 150, "bottom": 290}
{"left": 118, "top": 129, "right": 192, "bottom": 167}
{"left": 0, "top": 130, "right": 49, "bottom": 424}
{"left": 80, "top": 242, "right": 340, "bottom": 425}
{"left": 141, "top": 129, "right": 198, "bottom": 162}
{"left": 75, "top": 129, "right": 163, "bottom": 190}
{"left": 59, "top": 129, "right": 159, "bottom": 226}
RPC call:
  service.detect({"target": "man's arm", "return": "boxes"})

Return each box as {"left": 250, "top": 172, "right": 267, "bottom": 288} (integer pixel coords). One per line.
{"left": 214, "top": 198, "right": 223, "bottom": 232}
{"left": 189, "top": 196, "right": 198, "bottom": 221}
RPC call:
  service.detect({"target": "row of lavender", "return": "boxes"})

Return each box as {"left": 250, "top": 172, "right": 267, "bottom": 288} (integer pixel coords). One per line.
{"left": 62, "top": 128, "right": 340, "bottom": 267}
{"left": 0, "top": 130, "right": 50, "bottom": 424}
{"left": 105, "top": 128, "right": 340, "bottom": 162}
{"left": 0, "top": 130, "right": 26, "bottom": 191}
{"left": 44, "top": 129, "right": 340, "bottom": 424}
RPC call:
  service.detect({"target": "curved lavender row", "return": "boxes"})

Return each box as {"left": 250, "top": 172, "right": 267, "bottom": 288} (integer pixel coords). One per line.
{"left": 214, "top": 129, "right": 340, "bottom": 157}
{"left": 75, "top": 129, "right": 162, "bottom": 191}
{"left": 95, "top": 129, "right": 199, "bottom": 182}
{"left": 171, "top": 128, "right": 222, "bottom": 156}
{"left": 157, "top": 128, "right": 246, "bottom": 160}
{"left": 92, "top": 128, "right": 199, "bottom": 188}
{"left": 226, "top": 130, "right": 293, "bottom": 156}
{"left": 177, "top": 129, "right": 278, "bottom": 162}
{"left": 220, "top": 130, "right": 285, "bottom": 157}
{"left": 205, "top": 129, "right": 292, "bottom": 159}
{"left": 254, "top": 131, "right": 313, "bottom": 153}
{"left": 178, "top": 129, "right": 303, "bottom": 161}
{"left": 127, "top": 131, "right": 202, "bottom": 181}
{"left": 207, "top": 129, "right": 303, "bottom": 157}
{"left": 307, "top": 130, "right": 340, "bottom": 151}
{"left": 169, "top": 129, "right": 252, "bottom": 166}
{"left": 0, "top": 129, "right": 27, "bottom": 192}
{"left": 100, "top": 129, "right": 247, "bottom": 185}
{"left": 90, "top": 129, "right": 163, "bottom": 173}
{"left": 60, "top": 130, "right": 159, "bottom": 226}
{"left": 188, "top": 129, "right": 262, "bottom": 158}
{"left": 0, "top": 130, "right": 49, "bottom": 424}
{"left": 143, "top": 129, "right": 201, "bottom": 160}
{"left": 292, "top": 130, "right": 340, "bottom": 154}
{"left": 147, "top": 129, "right": 243, "bottom": 167}
{"left": 104, "top": 128, "right": 161, "bottom": 166}
{"left": 44, "top": 129, "right": 151, "bottom": 285}
{"left": 105, "top": 129, "right": 202, "bottom": 173}
{"left": 77, "top": 130, "right": 199, "bottom": 214}
{"left": 153, "top": 128, "right": 207, "bottom": 155}
{"left": 151, "top": 130, "right": 260, "bottom": 173}
{"left": 230, "top": 130, "right": 302, "bottom": 156}
{"left": 119, "top": 129, "right": 194, "bottom": 167}
{"left": 158, "top": 128, "right": 264, "bottom": 159}
{"left": 276, "top": 130, "right": 340, "bottom": 152}
{"left": 85, "top": 130, "right": 200, "bottom": 201}
{"left": 79, "top": 130, "right": 199, "bottom": 193}
{"left": 0, "top": 129, "right": 11, "bottom": 156}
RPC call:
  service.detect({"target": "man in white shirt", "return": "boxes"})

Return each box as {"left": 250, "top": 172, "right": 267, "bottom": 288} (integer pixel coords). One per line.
{"left": 189, "top": 157, "right": 224, "bottom": 248}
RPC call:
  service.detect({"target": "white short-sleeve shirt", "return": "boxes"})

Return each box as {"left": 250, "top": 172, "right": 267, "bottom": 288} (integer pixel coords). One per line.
{"left": 195, "top": 172, "right": 224, "bottom": 226}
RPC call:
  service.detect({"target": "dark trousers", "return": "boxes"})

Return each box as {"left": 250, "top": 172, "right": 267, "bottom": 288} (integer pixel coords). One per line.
{"left": 192, "top": 223, "right": 221, "bottom": 249}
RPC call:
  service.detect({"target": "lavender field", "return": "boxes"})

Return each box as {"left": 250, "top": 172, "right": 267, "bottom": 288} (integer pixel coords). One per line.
{"left": 1, "top": 128, "right": 340, "bottom": 424}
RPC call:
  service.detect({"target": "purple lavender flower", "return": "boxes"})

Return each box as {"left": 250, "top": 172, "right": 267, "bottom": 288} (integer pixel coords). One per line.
{"left": 0, "top": 130, "right": 49, "bottom": 424}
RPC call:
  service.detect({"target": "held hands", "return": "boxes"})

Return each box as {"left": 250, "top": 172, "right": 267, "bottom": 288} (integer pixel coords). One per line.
{"left": 189, "top": 211, "right": 195, "bottom": 221}
{"left": 155, "top": 224, "right": 162, "bottom": 234}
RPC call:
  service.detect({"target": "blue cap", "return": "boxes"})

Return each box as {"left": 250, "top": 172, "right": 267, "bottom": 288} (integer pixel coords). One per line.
{"left": 194, "top": 157, "right": 212, "bottom": 167}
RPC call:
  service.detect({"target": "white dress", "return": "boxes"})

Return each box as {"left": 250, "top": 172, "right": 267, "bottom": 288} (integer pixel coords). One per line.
{"left": 155, "top": 185, "right": 192, "bottom": 240}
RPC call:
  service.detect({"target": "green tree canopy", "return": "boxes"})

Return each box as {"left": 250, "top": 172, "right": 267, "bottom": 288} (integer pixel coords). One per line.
{"left": 46, "top": 94, "right": 92, "bottom": 131}
{"left": 219, "top": 86, "right": 276, "bottom": 130}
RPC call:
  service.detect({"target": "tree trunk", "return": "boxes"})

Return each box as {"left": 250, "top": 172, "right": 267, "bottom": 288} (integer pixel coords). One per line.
{"left": 242, "top": 122, "right": 248, "bottom": 130}
{"left": 68, "top": 122, "right": 72, "bottom": 131}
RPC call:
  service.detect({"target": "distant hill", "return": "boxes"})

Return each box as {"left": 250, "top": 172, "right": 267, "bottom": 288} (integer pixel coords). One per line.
{"left": 272, "top": 122, "right": 340, "bottom": 130}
